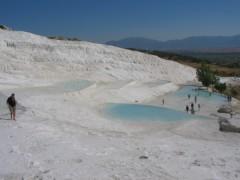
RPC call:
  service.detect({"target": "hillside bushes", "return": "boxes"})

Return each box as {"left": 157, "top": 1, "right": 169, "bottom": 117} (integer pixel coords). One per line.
{"left": 197, "top": 63, "right": 227, "bottom": 93}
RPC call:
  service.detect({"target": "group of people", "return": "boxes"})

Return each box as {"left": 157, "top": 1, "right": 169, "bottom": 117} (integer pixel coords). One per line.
{"left": 161, "top": 94, "right": 201, "bottom": 115}
{"left": 186, "top": 94, "right": 200, "bottom": 114}
{"left": 227, "top": 95, "right": 232, "bottom": 102}
{"left": 6, "top": 93, "right": 17, "bottom": 120}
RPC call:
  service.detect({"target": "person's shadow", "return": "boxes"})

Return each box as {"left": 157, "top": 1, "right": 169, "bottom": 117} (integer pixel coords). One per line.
{"left": 0, "top": 113, "right": 11, "bottom": 120}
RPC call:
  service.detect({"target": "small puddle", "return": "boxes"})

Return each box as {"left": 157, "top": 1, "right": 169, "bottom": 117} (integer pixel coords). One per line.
{"left": 56, "top": 80, "right": 92, "bottom": 92}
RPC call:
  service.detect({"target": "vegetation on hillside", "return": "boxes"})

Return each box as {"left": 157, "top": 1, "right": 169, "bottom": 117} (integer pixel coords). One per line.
{"left": 196, "top": 63, "right": 227, "bottom": 92}
{"left": 182, "top": 52, "right": 240, "bottom": 68}
{"left": 128, "top": 48, "right": 240, "bottom": 77}
{"left": 0, "top": 24, "right": 10, "bottom": 30}
{"left": 196, "top": 63, "right": 218, "bottom": 87}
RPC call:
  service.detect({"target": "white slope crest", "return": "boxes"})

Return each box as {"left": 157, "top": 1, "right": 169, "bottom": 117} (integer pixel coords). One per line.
{"left": 0, "top": 29, "right": 196, "bottom": 83}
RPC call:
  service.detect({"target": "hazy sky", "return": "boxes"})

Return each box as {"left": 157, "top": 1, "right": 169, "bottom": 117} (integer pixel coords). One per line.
{"left": 1, "top": 0, "right": 240, "bottom": 42}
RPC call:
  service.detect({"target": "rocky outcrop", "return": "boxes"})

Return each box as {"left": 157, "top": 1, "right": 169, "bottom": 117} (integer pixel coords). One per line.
{"left": 217, "top": 105, "right": 232, "bottom": 113}
{"left": 218, "top": 118, "right": 240, "bottom": 133}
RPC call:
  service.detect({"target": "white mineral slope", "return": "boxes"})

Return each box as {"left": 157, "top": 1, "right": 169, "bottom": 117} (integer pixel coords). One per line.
{"left": 0, "top": 29, "right": 195, "bottom": 84}
{"left": 1, "top": 29, "right": 240, "bottom": 180}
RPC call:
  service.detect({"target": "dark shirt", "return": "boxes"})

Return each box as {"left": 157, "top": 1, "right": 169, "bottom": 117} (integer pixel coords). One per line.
{"left": 7, "top": 97, "right": 16, "bottom": 107}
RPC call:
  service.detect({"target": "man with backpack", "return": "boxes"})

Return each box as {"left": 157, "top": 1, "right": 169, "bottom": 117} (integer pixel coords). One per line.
{"left": 6, "top": 93, "right": 17, "bottom": 120}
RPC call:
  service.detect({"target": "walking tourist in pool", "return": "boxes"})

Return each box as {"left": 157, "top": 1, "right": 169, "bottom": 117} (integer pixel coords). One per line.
{"left": 162, "top": 99, "right": 165, "bottom": 105}
{"left": 190, "top": 103, "right": 195, "bottom": 114}
{"left": 6, "top": 93, "right": 17, "bottom": 120}
{"left": 186, "top": 105, "right": 189, "bottom": 113}
{"left": 191, "top": 103, "right": 194, "bottom": 109}
{"left": 188, "top": 94, "right": 191, "bottom": 100}
{"left": 194, "top": 96, "right": 197, "bottom": 103}
{"left": 198, "top": 104, "right": 200, "bottom": 111}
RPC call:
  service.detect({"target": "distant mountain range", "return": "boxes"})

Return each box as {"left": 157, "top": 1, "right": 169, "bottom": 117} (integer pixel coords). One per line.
{"left": 106, "top": 35, "right": 240, "bottom": 52}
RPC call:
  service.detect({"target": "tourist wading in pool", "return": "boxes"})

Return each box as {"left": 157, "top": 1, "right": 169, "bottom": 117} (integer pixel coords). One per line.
{"left": 6, "top": 93, "right": 17, "bottom": 120}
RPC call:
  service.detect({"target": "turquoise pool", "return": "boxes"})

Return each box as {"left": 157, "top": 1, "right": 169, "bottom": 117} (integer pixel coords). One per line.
{"left": 105, "top": 103, "right": 199, "bottom": 122}
{"left": 175, "top": 85, "right": 226, "bottom": 103}
{"left": 56, "top": 80, "right": 92, "bottom": 92}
